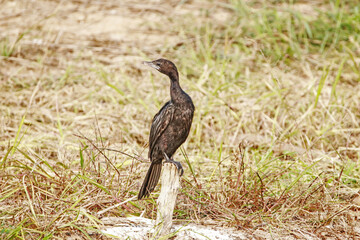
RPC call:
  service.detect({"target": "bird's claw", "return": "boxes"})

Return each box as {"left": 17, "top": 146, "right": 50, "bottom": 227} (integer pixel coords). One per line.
{"left": 163, "top": 152, "right": 184, "bottom": 176}
{"left": 172, "top": 161, "right": 184, "bottom": 176}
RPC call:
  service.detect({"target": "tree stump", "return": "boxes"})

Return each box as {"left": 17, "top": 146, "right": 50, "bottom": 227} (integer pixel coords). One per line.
{"left": 153, "top": 162, "right": 181, "bottom": 238}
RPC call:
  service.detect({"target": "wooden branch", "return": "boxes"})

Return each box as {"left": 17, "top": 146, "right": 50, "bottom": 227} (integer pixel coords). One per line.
{"left": 154, "top": 162, "right": 181, "bottom": 237}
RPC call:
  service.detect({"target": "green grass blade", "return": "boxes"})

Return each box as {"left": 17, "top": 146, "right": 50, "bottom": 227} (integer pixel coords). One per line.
{"left": 11, "top": 115, "right": 26, "bottom": 155}
{"left": 314, "top": 66, "right": 330, "bottom": 108}
{"left": 78, "top": 175, "right": 110, "bottom": 194}
{"left": 1, "top": 146, "right": 13, "bottom": 168}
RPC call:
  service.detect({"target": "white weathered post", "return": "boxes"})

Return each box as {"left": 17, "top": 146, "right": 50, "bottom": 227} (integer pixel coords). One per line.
{"left": 153, "top": 163, "right": 181, "bottom": 238}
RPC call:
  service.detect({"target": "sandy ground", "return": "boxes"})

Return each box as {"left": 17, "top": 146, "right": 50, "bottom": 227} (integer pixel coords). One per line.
{"left": 100, "top": 216, "right": 322, "bottom": 239}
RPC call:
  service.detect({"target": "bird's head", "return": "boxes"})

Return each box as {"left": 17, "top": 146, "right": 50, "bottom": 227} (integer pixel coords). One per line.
{"left": 143, "top": 58, "right": 178, "bottom": 79}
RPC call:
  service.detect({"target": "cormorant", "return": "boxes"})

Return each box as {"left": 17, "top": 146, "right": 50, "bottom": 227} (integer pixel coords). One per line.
{"left": 138, "top": 58, "right": 195, "bottom": 200}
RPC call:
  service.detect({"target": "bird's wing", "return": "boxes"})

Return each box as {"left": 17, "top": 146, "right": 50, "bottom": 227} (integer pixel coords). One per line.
{"left": 149, "top": 101, "right": 175, "bottom": 159}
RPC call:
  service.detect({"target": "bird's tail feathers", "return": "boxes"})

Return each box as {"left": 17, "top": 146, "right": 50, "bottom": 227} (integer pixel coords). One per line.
{"left": 138, "top": 162, "right": 162, "bottom": 200}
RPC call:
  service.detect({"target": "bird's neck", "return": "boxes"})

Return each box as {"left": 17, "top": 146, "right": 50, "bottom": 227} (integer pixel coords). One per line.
{"left": 169, "top": 72, "right": 183, "bottom": 103}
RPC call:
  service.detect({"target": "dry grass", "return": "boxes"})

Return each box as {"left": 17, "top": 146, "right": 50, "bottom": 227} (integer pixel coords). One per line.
{"left": 1, "top": 0, "right": 360, "bottom": 239}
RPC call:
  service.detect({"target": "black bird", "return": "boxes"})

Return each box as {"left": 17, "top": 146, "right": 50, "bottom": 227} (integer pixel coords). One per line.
{"left": 138, "top": 59, "right": 195, "bottom": 200}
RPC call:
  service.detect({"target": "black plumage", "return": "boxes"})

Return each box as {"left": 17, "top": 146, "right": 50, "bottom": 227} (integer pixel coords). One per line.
{"left": 138, "top": 59, "right": 195, "bottom": 200}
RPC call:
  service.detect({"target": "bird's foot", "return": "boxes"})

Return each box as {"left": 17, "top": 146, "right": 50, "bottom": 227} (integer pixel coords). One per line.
{"left": 163, "top": 152, "right": 184, "bottom": 176}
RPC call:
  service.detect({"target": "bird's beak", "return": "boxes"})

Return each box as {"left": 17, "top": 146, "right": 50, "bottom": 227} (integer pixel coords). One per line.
{"left": 143, "top": 61, "right": 160, "bottom": 70}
